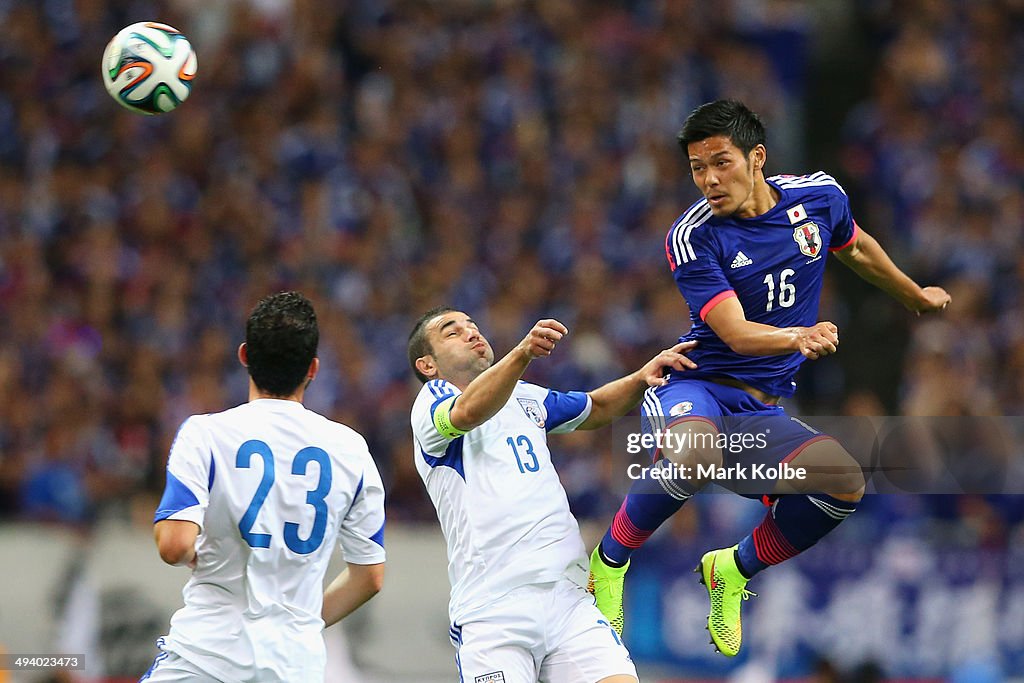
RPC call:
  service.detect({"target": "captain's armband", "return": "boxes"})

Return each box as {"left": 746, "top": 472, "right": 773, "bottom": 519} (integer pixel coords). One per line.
{"left": 432, "top": 396, "right": 467, "bottom": 439}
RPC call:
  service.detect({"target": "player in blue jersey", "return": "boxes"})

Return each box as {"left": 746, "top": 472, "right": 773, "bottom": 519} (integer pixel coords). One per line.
{"left": 588, "top": 100, "right": 951, "bottom": 656}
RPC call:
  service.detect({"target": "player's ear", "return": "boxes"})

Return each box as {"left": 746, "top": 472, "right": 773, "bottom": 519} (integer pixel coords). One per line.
{"left": 238, "top": 342, "right": 248, "bottom": 367}
{"left": 307, "top": 357, "right": 320, "bottom": 382}
{"left": 750, "top": 144, "right": 767, "bottom": 173}
{"left": 415, "top": 355, "right": 437, "bottom": 380}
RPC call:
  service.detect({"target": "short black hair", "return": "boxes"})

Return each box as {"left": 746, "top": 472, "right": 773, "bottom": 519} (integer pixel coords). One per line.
{"left": 408, "top": 305, "right": 457, "bottom": 384}
{"left": 677, "top": 100, "right": 766, "bottom": 157}
{"left": 245, "top": 291, "right": 318, "bottom": 396}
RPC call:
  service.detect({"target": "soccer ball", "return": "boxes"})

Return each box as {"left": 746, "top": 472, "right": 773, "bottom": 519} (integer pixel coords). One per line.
{"left": 102, "top": 22, "right": 197, "bottom": 115}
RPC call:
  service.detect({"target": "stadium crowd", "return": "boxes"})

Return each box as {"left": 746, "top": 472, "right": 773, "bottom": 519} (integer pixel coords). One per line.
{"left": 839, "top": 0, "right": 1024, "bottom": 420}
{"left": 0, "top": 0, "right": 1020, "bottom": 551}
{"left": 836, "top": 0, "right": 1024, "bottom": 549}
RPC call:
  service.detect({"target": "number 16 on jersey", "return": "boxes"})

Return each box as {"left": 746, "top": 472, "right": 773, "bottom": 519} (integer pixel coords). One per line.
{"left": 763, "top": 268, "right": 796, "bottom": 311}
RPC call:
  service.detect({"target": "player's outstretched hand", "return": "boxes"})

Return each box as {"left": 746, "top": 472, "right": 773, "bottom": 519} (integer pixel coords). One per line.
{"left": 518, "top": 319, "right": 568, "bottom": 359}
{"left": 798, "top": 322, "right": 839, "bottom": 360}
{"left": 639, "top": 341, "right": 698, "bottom": 387}
{"left": 911, "top": 286, "right": 952, "bottom": 315}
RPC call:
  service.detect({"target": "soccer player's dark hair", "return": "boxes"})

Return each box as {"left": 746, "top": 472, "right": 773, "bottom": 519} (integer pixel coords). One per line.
{"left": 677, "top": 99, "right": 767, "bottom": 157}
{"left": 245, "top": 291, "right": 319, "bottom": 396}
{"left": 408, "top": 305, "right": 458, "bottom": 384}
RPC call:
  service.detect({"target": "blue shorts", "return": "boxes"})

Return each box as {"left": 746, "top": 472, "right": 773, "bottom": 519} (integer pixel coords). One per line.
{"left": 639, "top": 379, "right": 833, "bottom": 490}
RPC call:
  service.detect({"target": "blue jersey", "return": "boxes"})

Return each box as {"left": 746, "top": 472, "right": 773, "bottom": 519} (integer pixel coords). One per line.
{"left": 665, "top": 172, "right": 859, "bottom": 398}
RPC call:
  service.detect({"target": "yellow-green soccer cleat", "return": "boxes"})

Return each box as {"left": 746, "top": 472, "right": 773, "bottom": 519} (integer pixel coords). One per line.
{"left": 588, "top": 547, "right": 629, "bottom": 637}
{"left": 695, "top": 546, "right": 756, "bottom": 657}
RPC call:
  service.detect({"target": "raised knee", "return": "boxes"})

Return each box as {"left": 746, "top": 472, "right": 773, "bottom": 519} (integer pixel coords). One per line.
{"left": 831, "top": 485, "right": 864, "bottom": 503}
{"left": 788, "top": 440, "right": 865, "bottom": 499}
{"left": 830, "top": 461, "right": 865, "bottom": 500}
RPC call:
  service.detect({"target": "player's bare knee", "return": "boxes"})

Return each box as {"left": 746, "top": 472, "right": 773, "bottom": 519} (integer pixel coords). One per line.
{"left": 831, "top": 487, "right": 863, "bottom": 502}
{"left": 786, "top": 439, "right": 865, "bottom": 499}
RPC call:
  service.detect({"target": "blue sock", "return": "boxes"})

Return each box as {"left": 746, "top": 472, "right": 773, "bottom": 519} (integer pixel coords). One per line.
{"left": 599, "top": 459, "right": 698, "bottom": 566}
{"left": 735, "top": 493, "right": 857, "bottom": 578}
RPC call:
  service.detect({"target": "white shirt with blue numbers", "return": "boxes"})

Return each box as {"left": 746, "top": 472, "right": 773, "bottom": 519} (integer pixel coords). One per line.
{"left": 153, "top": 399, "right": 386, "bottom": 682}
{"left": 411, "top": 379, "right": 593, "bottom": 623}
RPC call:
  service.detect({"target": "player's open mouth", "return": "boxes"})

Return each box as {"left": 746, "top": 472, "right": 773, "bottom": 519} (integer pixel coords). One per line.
{"left": 708, "top": 194, "right": 728, "bottom": 206}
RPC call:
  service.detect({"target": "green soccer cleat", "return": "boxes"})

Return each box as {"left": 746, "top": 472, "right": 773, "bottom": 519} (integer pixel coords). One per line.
{"left": 695, "top": 546, "right": 756, "bottom": 657}
{"left": 588, "top": 547, "right": 629, "bottom": 637}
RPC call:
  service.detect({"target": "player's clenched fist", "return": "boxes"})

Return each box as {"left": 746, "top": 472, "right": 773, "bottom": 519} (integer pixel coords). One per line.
{"left": 911, "top": 286, "right": 952, "bottom": 315}
{"left": 518, "top": 319, "right": 568, "bottom": 359}
{"left": 797, "top": 321, "right": 838, "bottom": 360}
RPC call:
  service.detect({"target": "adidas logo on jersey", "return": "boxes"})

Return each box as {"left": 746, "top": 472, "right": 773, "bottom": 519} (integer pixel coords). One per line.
{"left": 730, "top": 251, "right": 753, "bottom": 268}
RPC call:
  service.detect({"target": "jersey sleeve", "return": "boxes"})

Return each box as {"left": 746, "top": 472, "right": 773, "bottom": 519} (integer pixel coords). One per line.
{"left": 154, "top": 416, "right": 211, "bottom": 530}
{"left": 825, "top": 179, "right": 859, "bottom": 252}
{"left": 665, "top": 225, "right": 735, "bottom": 321}
{"left": 337, "top": 447, "right": 386, "bottom": 565}
{"left": 544, "top": 388, "right": 593, "bottom": 434}
{"left": 411, "top": 379, "right": 465, "bottom": 456}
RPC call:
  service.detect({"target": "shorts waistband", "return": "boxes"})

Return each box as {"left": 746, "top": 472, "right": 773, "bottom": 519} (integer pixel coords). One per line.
{"left": 708, "top": 377, "right": 780, "bottom": 405}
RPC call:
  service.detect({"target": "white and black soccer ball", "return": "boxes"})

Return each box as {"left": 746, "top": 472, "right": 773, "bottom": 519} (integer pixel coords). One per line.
{"left": 102, "top": 22, "right": 197, "bottom": 115}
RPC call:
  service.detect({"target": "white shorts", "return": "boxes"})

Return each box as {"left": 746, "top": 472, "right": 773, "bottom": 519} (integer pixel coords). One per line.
{"left": 139, "top": 646, "right": 219, "bottom": 682}
{"left": 450, "top": 579, "right": 637, "bottom": 683}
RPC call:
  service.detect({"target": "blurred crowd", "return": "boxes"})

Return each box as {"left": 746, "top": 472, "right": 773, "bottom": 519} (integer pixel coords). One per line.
{"left": 839, "top": 0, "right": 1024, "bottom": 418}
{"left": 832, "top": 0, "right": 1024, "bottom": 559}
{"left": 0, "top": 0, "right": 807, "bottom": 525}
{"left": 0, "top": 0, "right": 1020, "bottom": 553}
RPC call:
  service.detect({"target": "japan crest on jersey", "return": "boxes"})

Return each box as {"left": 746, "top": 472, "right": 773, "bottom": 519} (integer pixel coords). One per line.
{"left": 793, "top": 223, "right": 822, "bottom": 258}
{"left": 517, "top": 398, "right": 545, "bottom": 428}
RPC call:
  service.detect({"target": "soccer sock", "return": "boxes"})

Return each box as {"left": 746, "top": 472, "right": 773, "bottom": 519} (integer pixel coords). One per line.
{"left": 735, "top": 493, "right": 857, "bottom": 578}
{"left": 599, "top": 459, "right": 698, "bottom": 567}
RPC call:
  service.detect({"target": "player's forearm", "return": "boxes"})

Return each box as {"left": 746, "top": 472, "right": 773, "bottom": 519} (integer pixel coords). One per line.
{"left": 580, "top": 372, "right": 648, "bottom": 430}
{"left": 322, "top": 563, "right": 385, "bottom": 628}
{"left": 450, "top": 347, "right": 533, "bottom": 431}
{"left": 705, "top": 297, "right": 803, "bottom": 357}
{"left": 720, "top": 320, "right": 804, "bottom": 357}
{"left": 837, "top": 230, "right": 924, "bottom": 309}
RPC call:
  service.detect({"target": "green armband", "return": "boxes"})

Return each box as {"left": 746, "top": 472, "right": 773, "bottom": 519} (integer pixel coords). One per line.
{"left": 432, "top": 396, "right": 468, "bottom": 439}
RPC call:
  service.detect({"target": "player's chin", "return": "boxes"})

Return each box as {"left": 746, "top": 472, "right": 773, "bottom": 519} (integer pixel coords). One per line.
{"left": 706, "top": 195, "right": 732, "bottom": 214}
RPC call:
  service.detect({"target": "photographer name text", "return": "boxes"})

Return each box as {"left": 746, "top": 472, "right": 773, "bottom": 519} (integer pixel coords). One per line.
{"left": 627, "top": 461, "right": 807, "bottom": 481}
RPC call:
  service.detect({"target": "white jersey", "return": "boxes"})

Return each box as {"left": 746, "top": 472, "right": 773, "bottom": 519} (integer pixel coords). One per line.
{"left": 411, "top": 379, "right": 592, "bottom": 623}
{"left": 154, "top": 399, "right": 386, "bottom": 683}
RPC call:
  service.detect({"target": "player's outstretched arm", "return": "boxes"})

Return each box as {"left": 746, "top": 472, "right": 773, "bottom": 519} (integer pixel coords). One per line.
{"left": 322, "top": 562, "right": 385, "bottom": 628}
{"left": 577, "top": 341, "right": 697, "bottom": 430}
{"left": 832, "top": 227, "right": 951, "bottom": 314}
{"left": 154, "top": 520, "right": 200, "bottom": 567}
{"left": 449, "top": 319, "right": 568, "bottom": 432}
{"left": 705, "top": 297, "right": 840, "bottom": 360}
